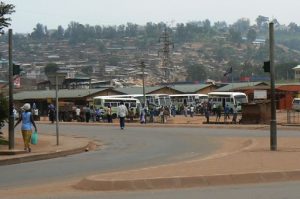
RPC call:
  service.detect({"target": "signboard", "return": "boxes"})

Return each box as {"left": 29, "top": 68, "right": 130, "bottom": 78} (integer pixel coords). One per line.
{"left": 254, "top": 90, "right": 267, "bottom": 99}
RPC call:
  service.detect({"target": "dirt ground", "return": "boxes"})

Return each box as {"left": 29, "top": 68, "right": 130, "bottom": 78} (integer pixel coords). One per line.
{"left": 165, "top": 110, "right": 288, "bottom": 125}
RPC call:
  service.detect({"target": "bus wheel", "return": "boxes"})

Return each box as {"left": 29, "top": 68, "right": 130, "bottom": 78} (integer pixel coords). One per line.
{"left": 112, "top": 113, "right": 117, "bottom": 119}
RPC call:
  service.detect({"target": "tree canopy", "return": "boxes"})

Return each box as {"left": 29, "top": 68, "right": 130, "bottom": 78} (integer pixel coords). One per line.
{"left": 0, "top": 1, "right": 15, "bottom": 33}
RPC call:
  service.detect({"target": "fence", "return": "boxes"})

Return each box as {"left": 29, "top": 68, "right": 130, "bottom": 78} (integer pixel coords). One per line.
{"left": 287, "top": 110, "right": 300, "bottom": 124}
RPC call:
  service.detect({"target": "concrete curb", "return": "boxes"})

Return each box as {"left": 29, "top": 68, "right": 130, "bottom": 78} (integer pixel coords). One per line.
{"left": 0, "top": 141, "right": 95, "bottom": 166}
{"left": 74, "top": 170, "right": 300, "bottom": 191}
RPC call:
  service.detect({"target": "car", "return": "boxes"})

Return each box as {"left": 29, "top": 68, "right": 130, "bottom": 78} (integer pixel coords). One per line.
{"left": 292, "top": 98, "right": 300, "bottom": 111}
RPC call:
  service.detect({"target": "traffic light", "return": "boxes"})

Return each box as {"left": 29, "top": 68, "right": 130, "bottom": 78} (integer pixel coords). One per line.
{"left": 13, "top": 64, "right": 21, "bottom": 75}
{"left": 263, "top": 61, "right": 270, "bottom": 73}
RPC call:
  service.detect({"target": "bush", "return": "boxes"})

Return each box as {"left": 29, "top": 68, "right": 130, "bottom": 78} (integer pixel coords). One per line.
{"left": 0, "top": 94, "right": 8, "bottom": 130}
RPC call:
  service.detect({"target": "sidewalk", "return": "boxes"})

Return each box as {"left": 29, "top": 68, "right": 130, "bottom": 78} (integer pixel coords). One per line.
{"left": 0, "top": 132, "right": 95, "bottom": 166}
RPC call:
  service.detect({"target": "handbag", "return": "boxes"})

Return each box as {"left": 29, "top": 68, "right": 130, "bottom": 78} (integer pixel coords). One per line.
{"left": 31, "top": 130, "right": 38, "bottom": 145}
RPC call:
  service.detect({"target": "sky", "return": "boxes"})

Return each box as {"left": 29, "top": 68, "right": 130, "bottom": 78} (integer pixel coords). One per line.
{"left": 4, "top": 0, "right": 300, "bottom": 34}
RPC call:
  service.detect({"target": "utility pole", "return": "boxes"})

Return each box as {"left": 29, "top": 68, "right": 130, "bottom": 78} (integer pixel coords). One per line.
{"left": 55, "top": 75, "right": 59, "bottom": 146}
{"left": 269, "top": 22, "right": 277, "bottom": 151}
{"left": 8, "top": 29, "right": 14, "bottom": 149}
{"left": 158, "top": 28, "right": 174, "bottom": 84}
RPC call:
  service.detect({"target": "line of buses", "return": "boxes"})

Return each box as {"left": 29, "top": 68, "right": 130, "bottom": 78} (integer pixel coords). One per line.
{"left": 93, "top": 92, "right": 248, "bottom": 118}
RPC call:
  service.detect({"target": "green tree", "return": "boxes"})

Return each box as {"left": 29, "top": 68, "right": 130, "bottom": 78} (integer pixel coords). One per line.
{"left": 0, "top": 1, "right": 15, "bottom": 33}
{"left": 44, "top": 63, "right": 59, "bottom": 76}
{"left": 288, "top": 22, "right": 299, "bottom": 33}
{"left": 51, "top": 25, "right": 64, "bottom": 40}
{"left": 31, "top": 23, "right": 47, "bottom": 40}
{"left": 186, "top": 63, "right": 207, "bottom": 82}
{"left": 256, "top": 15, "right": 269, "bottom": 32}
{"left": 229, "top": 28, "right": 242, "bottom": 43}
{"left": 247, "top": 28, "right": 257, "bottom": 42}
{"left": 65, "top": 21, "right": 88, "bottom": 44}
{"left": 232, "top": 18, "right": 250, "bottom": 34}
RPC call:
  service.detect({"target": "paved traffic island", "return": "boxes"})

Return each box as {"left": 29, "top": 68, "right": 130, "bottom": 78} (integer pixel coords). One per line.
{"left": 0, "top": 134, "right": 98, "bottom": 165}
{"left": 74, "top": 137, "right": 300, "bottom": 191}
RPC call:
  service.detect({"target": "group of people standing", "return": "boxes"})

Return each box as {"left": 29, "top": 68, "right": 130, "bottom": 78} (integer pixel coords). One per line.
{"left": 74, "top": 105, "right": 113, "bottom": 123}
{"left": 203, "top": 102, "right": 238, "bottom": 124}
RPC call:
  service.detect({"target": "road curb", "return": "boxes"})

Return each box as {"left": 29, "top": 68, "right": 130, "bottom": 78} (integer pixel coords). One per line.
{"left": 74, "top": 170, "right": 300, "bottom": 191}
{"left": 0, "top": 141, "right": 95, "bottom": 166}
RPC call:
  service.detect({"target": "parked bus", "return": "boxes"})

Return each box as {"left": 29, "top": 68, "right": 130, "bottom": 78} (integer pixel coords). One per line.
{"left": 107, "top": 94, "right": 172, "bottom": 108}
{"left": 145, "top": 94, "right": 172, "bottom": 108}
{"left": 169, "top": 94, "right": 208, "bottom": 107}
{"left": 208, "top": 92, "right": 248, "bottom": 112}
{"left": 93, "top": 96, "right": 141, "bottom": 118}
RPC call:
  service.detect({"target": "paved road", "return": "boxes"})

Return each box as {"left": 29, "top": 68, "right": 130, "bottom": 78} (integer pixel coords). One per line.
{"left": 2, "top": 123, "right": 300, "bottom": 198}
{"left": 1, "top": 124, "right": 220, "bottom": 189}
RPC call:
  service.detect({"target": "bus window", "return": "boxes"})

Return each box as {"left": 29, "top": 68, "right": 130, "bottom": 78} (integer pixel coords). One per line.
{"left": 131, "top": 102, "right": 136, "bottom": 107}
{"left": 111, "top": 103, "right": 118, "bottom": 107}
{"left": 94, "top": 99, "right": 102, "bottom": 106}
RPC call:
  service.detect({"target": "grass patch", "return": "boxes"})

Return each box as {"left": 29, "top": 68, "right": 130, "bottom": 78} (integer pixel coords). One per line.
{"left": 0, "top": 137, "right": 8, "bottom": 145}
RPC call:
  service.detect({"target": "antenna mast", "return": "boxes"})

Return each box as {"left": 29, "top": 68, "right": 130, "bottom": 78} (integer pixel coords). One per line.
{"left": 158, "top": 28, "right": 174, "bottom": 84}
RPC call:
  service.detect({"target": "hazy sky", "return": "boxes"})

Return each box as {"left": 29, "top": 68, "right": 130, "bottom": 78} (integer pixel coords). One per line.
{"left": 4, "top": 0, "right": 300, "bottom": 33}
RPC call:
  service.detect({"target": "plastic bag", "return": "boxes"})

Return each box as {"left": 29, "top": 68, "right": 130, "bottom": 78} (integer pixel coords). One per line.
{"left": 31, "top": 130, "right": 38, "bottom": 145}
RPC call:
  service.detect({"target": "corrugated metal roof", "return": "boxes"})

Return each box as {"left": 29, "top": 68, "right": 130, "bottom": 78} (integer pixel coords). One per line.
{"left": 114, "top": 86, "right": 164, "bottom": 95}
{"left": 171, "top": 84, "right": 211, "bottom": 93}
{"left": 14, "top": 88, "right": 108, "bottom": 100}
{"left": 292, "top": 65, "right": 300, "bottom": 70}
{"left": 215, "top": 82, "right": 268, "bottom": 92}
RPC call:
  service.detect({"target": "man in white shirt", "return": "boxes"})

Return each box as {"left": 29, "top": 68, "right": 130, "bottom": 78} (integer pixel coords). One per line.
{"left": 75, "top": 106, "right": 81, "bottom": 122}
{"left": 117, "top": 101, "right": 128, "bottom": 129}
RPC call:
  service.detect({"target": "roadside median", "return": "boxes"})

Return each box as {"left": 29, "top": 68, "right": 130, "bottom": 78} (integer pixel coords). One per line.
{"left": 74, "top": 137, "right": 300, "bottom": 191}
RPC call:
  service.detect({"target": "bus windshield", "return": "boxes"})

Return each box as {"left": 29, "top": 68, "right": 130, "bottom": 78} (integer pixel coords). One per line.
{"left": 234, "top": 95, "right": 248, "bottom": 104}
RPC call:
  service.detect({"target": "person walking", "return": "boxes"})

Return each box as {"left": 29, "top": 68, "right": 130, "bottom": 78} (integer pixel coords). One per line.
{"left": 204, "top": 103, "right": 210, "bottom": 124}
{"left": 224, "top": 104, "right": 230, "bottom": 123}
{"left": 106, "top": 105, "right": 113, "bottom": 123}
{"left": 232, "top": 104, "right": 238, "bottom": 124}
{"left": 84, "top": 105, "right": 91, "bottom": 123}
{"left": 75, "top": 106, "right": 81, "bottom": 122}
{"left": 117, "top": 101, "right": 128, "bottom": 130}
{"left": 183, "top": 105, "right": 188, "bottom": 117}
{"left": 48, "top": 103, "right": 55, "bottom": 124}
{"left": 140, "top": 103, "right": 147, "bottom": 124}
{"left": 14, "top": 103, "right": 37, "bottom": 152}
{"left": 216, "top": 104, "right": 222, "bottom": 123}
{"left": 190, "top": 105, "right": 195, "bottom": 117}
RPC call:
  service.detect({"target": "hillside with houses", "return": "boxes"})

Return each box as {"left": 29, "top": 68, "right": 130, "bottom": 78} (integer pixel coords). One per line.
{"left": 1, "top": 17, "right": 300, "bottom": 91}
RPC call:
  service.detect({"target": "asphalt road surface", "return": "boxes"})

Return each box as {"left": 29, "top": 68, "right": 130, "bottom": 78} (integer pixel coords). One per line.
{"left": 1, "top": 123, "right": 300, "bottom": 198}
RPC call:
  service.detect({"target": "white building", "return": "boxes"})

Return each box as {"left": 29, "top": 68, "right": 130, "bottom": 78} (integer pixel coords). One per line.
{"left": 292, "top": 65, "right": 300, "bottom": 81}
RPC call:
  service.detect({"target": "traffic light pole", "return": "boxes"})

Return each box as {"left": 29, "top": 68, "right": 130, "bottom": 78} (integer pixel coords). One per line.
{"left": 8, "top": 29, "right": 14, "bottom": 149}
{"left": 269, "top": 22, "right": 277, "bottom": 151}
